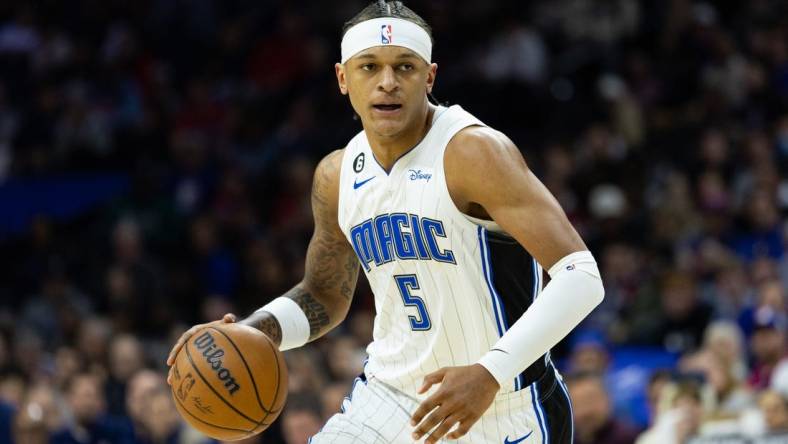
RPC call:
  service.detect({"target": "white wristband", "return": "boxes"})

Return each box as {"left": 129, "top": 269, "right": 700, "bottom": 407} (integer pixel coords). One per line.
{"left": 256, "top": 297, "right": 310, "bottom": 351}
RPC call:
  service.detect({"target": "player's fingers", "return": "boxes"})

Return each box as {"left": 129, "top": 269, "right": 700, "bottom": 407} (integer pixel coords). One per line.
{"left": 425, "top": 413, "right": 462, "bottom": 444}
{"left": 222, "top": 313, "right": 237, "bottom": 323}
{"left": 418, "top": 367, "right": 448, "bottom": 394}
{"left": 166, "top": 365, "right": 173, "bottom": 386}
{"left": 445, "top": 417, "right": 474, "bottom": 440}
{"left": 166, "top": 325, "right": 203, "bottom": 365}
{"left": 410, "top": 393, "right": 442, "bottom": 426}
{"left": 412, "top": 403, "right": 450, "bottom": 440}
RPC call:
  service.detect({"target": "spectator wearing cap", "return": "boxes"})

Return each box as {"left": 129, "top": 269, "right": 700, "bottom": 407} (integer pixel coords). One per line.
{"left": 567, "top": 330, "right": 611, "bottom": 375}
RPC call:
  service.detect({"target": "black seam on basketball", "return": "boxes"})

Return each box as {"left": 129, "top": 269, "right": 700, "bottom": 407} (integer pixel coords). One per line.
{"left": 259, "top": 333, "right": 283, "bottom": 426}
{"left": 185, "top": 340, "right": 260, "bottom": 427}
{"left": 208, "top": 326, "right": 271, "bottom": 416}
{"left": 171, "top": 386, "right": 252, "bottom": 434}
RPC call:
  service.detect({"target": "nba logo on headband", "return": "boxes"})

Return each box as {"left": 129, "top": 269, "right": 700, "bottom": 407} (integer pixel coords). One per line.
{"left": 341, "top": 18, "right": 431, "bottom": 63}
{"left": 381, "top": 24, "right": 392, "bottom": 44}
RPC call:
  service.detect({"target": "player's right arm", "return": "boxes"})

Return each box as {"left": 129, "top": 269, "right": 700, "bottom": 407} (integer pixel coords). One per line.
{"left": 166, "top": 149, "right": 358, "bottom": 368}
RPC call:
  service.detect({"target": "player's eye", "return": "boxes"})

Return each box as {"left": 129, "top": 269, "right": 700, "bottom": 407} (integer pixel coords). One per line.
{"left": 361, "top": 64, "right": 375, "bottom": 71}
{"left": 399, "top": 64, "right": 414, "bottom": 71}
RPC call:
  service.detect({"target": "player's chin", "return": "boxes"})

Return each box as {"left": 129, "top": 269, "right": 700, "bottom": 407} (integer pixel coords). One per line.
{"left": 370, "top": 118, "right": 406, "bottom": 136}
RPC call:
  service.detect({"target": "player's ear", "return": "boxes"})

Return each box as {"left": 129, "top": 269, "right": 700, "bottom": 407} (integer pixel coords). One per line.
{"left": 426, "top": 62, "right": 438, "bottom": 94}
{"left": 335, "top": 62, "right": 348, "bottom": 95}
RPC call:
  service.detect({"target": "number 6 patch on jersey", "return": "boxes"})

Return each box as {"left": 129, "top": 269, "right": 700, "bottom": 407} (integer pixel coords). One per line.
{"left": 394, "top": 275, "right": 431, "bottom": 331}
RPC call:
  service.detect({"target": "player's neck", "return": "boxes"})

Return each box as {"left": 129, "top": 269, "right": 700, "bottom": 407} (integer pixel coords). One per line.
{"left": 366, "top": 104, "right": 435, "bottom": 173}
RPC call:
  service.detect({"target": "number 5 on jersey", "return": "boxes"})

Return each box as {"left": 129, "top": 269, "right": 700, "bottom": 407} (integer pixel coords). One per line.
{"left": 394, "top": 274, "right": 431, "bottom": 331}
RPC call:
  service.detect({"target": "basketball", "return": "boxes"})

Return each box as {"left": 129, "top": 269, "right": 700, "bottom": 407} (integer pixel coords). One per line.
{"left": 169, "top": 323, "right": 288, "bottom": 441}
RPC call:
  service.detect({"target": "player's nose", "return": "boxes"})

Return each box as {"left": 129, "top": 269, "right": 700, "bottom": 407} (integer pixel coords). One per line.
{"left": 377, "top": 65, "right": 399, "bottom": 93}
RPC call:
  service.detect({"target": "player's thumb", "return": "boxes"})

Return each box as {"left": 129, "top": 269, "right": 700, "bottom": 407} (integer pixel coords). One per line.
{"left": 222, "top": 313, "right": 237, "bottom": 323}
{"left": 418, "top": 368, "right": 447, "bottom": 393}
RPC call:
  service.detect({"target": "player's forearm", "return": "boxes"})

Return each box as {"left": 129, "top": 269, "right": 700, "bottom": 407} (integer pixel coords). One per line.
{"left": 240, "top": 309, "right": 283, "bottom": 347}
{"left": 240, "top": 281, "right": 350, "bottom": 349}
{"left": 477, "top": 251, "right": 604, "bottom": 385}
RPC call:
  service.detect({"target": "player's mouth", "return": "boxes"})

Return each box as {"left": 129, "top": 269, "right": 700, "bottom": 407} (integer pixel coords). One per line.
{"left": 371, "top": 103, "right": 403, "bottom": 115}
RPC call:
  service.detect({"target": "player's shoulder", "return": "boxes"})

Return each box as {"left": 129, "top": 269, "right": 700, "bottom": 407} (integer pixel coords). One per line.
{"left": 315, "top": 148, "right": 346, "bottom": 181}
{"left": 446, "top": 125, "right": 524, "bottom": 168}
{"left": 312, "top": 148, "right": 347, "bottom": 198}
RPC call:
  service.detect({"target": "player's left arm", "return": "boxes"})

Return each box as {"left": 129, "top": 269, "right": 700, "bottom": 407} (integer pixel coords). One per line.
{"left": 411, "top": 126, "right": 605, "bottom": 443}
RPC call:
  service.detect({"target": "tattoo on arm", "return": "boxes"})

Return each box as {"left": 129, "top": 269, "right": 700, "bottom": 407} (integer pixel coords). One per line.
{"left": 290, "top": 286, "right": 330, "bottom": 339}
{"left": 305, "top": 152, "right": 360, "bottom": 303}
{"left": 240, "top": 311, "right": 282, "bottom": 347}
{"left": 242, "top": 150, "right": 359, "bottom": 346}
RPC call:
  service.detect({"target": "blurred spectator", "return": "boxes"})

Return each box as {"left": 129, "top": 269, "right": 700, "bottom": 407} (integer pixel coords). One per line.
{"left": 320, "top": 382, "right": 349, "bottom": 421}
{"left": 14, "top": 399, "right": 47, "bottom": 444}
{"left": 0, "top": 1, "right": 786, "bottom": 442}
{"left": 323, "top": 336, "right": 365, "bottom": 383}
{"left": 566, "top": 371, "right": 640, "bottom": 444}
{"left": 645, "top": 370, "right": 673, "bottom": 426}
{"left": 76, "top": 317, "right": 113, "bottom": 375}
{"left": 758, "top": 390, "right": 788, "bottom": 435}
{"left": 636, "top": 379, "right": 705, "bottom": 444}
{"left": 50, "top": 373, "right": 132, "bottom": 444}
{"left": 702, "top": 321, "right": 748, "bottom": 384}
{"left": 106, "top": 334, "right": 146, "bottom": 416}
{"left": 125, "top": 369, "right": 168, "bottom": 442}
{"left": 285, "top": 348, "right": 326, "bottom": 394}
{"left": 567, "top": 330, "right": 610, "bottom": 374}
{"left": 0, "top": 371, "right": 25, "bottom": 408}
{"left": 635, "top": 270, "right": 713, "bottom": 354}
{"left": 53, "top": 347, "right": 83, "bottom": 391}
{"left": 140, "top": 387, "right": 211, "bottom": 444}
{"left": 21, "top": 262, "right": 92, "bottom": 349}
{"left": 679, "top": 349, "right": 754, "bottom": 417}
{"left": 747, "top": 306, "right": 787, "bottom": 389}
{"left": 280, "top": 393, "right": 322, "bottom": 444}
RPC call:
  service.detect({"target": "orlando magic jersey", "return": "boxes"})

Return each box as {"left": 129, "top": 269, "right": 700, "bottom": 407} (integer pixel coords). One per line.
{"left": 337, "top": 105, "right": 548, "bottom": 398}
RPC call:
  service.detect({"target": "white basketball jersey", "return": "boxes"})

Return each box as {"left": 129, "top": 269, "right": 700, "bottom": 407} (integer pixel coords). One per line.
{"left": 337, "top": 105, "right": 547, "bottom": 398}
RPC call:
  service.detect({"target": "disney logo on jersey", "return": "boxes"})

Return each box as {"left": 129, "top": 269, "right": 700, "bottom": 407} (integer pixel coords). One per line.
{"left": 350, "top": 213, "right": 456, "bottom": 272}
{"left": 408, "top": 169, "right": 432, "bottom": 182}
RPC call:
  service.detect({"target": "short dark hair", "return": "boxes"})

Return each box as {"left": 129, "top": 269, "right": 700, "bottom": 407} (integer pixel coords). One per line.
{"left": 342, "top": 1, "right": 433, "bottom": 45}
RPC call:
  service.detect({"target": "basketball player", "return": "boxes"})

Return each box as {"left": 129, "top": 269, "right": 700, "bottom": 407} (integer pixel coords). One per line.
{"left": 167, "top": 2, "right": 604, "bottom": 443}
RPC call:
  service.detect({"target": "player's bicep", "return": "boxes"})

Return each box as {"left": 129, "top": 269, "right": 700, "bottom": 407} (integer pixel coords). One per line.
{"left": 484, "top": 166, "right": 585, "bottom": 269}
{"left": 302, "top": 149, "right": 359, "bottom": 307}
{"left": 303, "top": 226, "right": 359, "bottom": 304}
{"left": 448, "top": 128, "right": 586, "bottom": 270}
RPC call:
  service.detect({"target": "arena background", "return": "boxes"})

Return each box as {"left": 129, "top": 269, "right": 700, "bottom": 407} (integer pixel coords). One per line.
{"left": 0, "top": 0, "right": 787, "bottom": 443}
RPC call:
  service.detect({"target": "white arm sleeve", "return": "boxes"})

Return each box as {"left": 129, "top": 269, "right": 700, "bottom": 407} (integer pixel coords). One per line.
{"left": 477, "top": 250, "right": 604, "bottom": 386}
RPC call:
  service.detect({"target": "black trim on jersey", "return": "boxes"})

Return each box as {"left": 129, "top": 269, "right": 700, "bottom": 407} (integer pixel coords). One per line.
{"left": 534, "top": 363, "right": 574, "bottom": 443}
{"left": 485, "top": 230, "right": 550, "bottom": 389}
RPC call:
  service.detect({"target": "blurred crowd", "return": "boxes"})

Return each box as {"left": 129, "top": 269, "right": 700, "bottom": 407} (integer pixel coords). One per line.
{"left": 0, "top": 0, "right": 787, "bottom": 443}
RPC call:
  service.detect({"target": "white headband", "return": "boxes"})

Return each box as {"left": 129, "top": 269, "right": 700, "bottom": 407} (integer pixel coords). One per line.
{"left": 341, "top": 17, "right": 432, "bottom": 64}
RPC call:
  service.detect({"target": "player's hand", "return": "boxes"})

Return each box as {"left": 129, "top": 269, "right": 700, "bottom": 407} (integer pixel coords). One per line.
{"left": 166, "top": 313, "right": 237, "bottom": 384}
{"left": 410, "top": 364, "right": 500, "bottom": 443}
